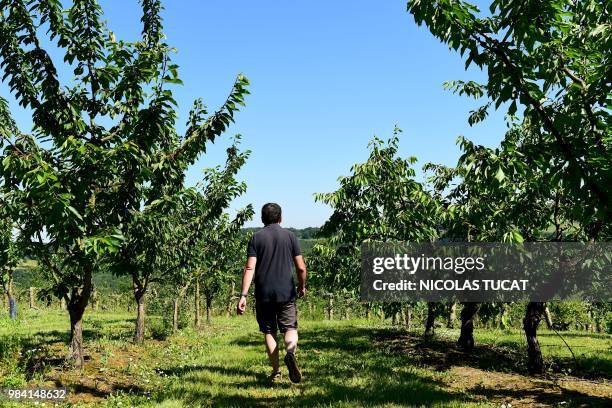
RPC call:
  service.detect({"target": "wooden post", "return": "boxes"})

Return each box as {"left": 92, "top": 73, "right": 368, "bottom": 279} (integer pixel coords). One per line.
{"left": 29, "top": 287, "right": 35, "bottom": 309}
{"left": 226, "top": 281, "right": 235, "bottom": 317}
{"left": 499, "top": 303, "right": 509, "bottom": 329}
{"left": 327, "top": 295, "right": 334, "bottom": 320}
{"left": 403, "top": 304, "right": 412, "bottom": 331}
{"left": 447, "top": 302, "right": 456, "bottom": 328}
{"left": 172, "top": 298, "right": 180, "bottom": 332}
{"left": 543, "top": 304, "right": 553, "bottom": 329}
{"left": 92, "top": 288, "right": 99, "bottom": 311}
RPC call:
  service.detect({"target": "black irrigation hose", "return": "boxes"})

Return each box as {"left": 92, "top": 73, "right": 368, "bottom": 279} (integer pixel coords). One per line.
{"left": 551, "top": 327, "right": 577, "bottom": 364}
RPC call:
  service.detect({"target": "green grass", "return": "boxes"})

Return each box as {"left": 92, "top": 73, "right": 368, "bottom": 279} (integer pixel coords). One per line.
{"left": 473, "top": 326, "right": 612, "bottom": 376}
{"left": 0, "top": 310, "right": 610, "bottom": 407}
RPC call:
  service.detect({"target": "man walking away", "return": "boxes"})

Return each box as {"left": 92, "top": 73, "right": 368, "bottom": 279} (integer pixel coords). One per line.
{"left": 237, "top": 203, "right": 307, "bottom": 384}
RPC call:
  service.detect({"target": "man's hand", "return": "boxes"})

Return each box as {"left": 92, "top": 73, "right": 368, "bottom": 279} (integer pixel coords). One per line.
{"left": 238, "top": 257, "right": 256, "bottom": 315}
{"left": 294, "top": 255, "right": 307, "bottom": 299}
{"left": 237, "top": 296, "right": 247, "bottom": 315}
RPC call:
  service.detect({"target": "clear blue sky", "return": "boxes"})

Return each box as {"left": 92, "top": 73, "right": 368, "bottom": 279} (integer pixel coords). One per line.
{"left": 3, "top": 1, "right": 508, "bottom": 228}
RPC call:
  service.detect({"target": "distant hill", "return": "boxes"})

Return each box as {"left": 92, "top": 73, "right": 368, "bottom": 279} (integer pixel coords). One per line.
{"left": 241, "top": 227, "right": 320, "bottom": 239}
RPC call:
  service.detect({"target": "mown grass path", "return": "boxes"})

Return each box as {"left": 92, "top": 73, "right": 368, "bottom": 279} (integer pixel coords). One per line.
{"left": 1, "top": 311, "right": 610, "bottom": 407}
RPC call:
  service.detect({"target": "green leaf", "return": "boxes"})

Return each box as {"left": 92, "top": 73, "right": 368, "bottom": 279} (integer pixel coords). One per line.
{"left": 494, "top": 167, "right": 505, "bottom": 182}
{"left": 66, "top": 206, "right": 83, "bottom": 221}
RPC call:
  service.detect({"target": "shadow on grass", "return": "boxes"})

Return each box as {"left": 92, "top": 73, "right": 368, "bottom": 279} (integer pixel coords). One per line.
{"left": 376, "top": 330, "right": 611, "bottom": 380}
{"left": 374, "top": 329, "right": 612, "bottom": 407}
{"left": 471, "top": 383, "right": 612, "bottom": 408}
{"left": 564, "top": 355, "right": 612, "bottom": 380}
{"left": 377, "top": 330, "right": 528, "bottom": 373}
{"left": 156, "top": 324, "right": 471, "bottom": 407}
{"left": 5, "top": 319, "right": 610, "bottom": 407}
{"left": 211, "top": 325, "right": 611, "bottom": 407}
{"left": 1, "top": 319, "right": 133, "bottom": 381}
{"left": 69, "top": 381, "right": 148, "bottom": 398}
{"left": 0, "top": 330, "right": 69, "bottom": 380}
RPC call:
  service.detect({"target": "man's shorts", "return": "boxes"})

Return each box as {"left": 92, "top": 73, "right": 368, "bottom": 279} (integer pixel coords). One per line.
{"left": 255, "top": 300, "right": 298, "bottom": 334}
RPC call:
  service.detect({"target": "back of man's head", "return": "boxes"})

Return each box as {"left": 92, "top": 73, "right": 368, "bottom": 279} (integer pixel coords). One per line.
{"left": 261, "top": 203, "right": 282, "bottom": 225}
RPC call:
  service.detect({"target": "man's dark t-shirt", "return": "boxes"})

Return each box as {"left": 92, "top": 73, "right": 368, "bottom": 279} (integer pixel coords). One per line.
{"left": 247, "top": 223, "right": 301, "bottom": 302}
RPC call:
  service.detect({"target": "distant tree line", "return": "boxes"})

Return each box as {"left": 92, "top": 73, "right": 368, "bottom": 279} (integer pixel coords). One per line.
{"left": 242, "top": 227, "right": 320, "bottom": 240}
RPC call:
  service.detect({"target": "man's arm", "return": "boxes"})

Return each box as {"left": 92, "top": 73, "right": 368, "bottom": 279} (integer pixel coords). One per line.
{"left": 237, "top": 256, "right": 256, "bottom": 315}
{"left": 294, "top": 255, "right": 307, "bottom": 298}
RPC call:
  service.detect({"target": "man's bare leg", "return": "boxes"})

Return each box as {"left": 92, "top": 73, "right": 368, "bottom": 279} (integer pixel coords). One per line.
{"left": 283, "top": 329, "right": 301, "bottom": 383}
{"left": 264, "top": 333, "right": 280, "bottom": 373}
{"left": 284, "top": 329, "right": 298, "bottom": 354}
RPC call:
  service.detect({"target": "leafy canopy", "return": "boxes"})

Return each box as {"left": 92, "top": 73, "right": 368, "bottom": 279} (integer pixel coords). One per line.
{"left": 0, "top": 0, "right": 250, "bottom": 300}
{"left": 408, "top": 0, "right": 611, "bottom": 239}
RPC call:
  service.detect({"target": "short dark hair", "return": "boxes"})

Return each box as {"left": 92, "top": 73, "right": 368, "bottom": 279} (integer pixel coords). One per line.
{"left": 261, "top": 203, "right": 282, "bottom": 225}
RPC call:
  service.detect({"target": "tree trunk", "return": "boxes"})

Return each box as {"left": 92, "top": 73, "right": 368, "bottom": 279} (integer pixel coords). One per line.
{"left": 457, "top": 303, "right": 480, "bottom": 350}
{"left": 524, "top": 302, "right": 545, "bottom": 374}
{"left": 194, "top": 280, "right": 201, "bottom": 328}
{"left": 327, "top": 296, "right": 334, "bottom": 320}
{"left": 171, "top": 282, "right": 191, "bottom": 332}
{"left": 132, "top": 276, "right": 147, "bottom": 345}
{"left": 134, "top": 291, "right": 146, "bottom": 344}
{"left": 595, "top": 319, "right": 602, "bottom": 333}
{"left": 172, "top": 298, "right": 180, "bottom": 332}
{"left": 404, "top": 304, "right": 412, "bottom": 331}
{"left": 8, "top": 296, "right": 17, "bottom": 319}
{"left": 7, "top": 278, "right": 17, "bottom": 320}
{"left": 447, "top": 302, "right": 456, "bottom": 328}
{"left": 60, "top": 297, "right": 66, "bottom": 310}
{"left": 206, "top": 295, "right": 212, "bottom": 324}
{"left": 594, "top": 302, "right": 603, "bottom": 333}
{"left": 29, "top": 287, "right": 35, "bottom": 309}
{"left": 67, "top": 292, "right": 90, "bottom": 369}
{"left": 543, "top": 305, "right": 553, "bottom": 330}
{"left": 423, "top": 302, "right": 436, "bottom": 337}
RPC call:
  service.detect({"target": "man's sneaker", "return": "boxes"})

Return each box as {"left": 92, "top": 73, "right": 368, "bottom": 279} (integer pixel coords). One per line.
{"left": 284, "top": 352, "right": 302, "bottom": 383}
{"left": 268, "top": 370, "right": 282, "bottom": 384}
